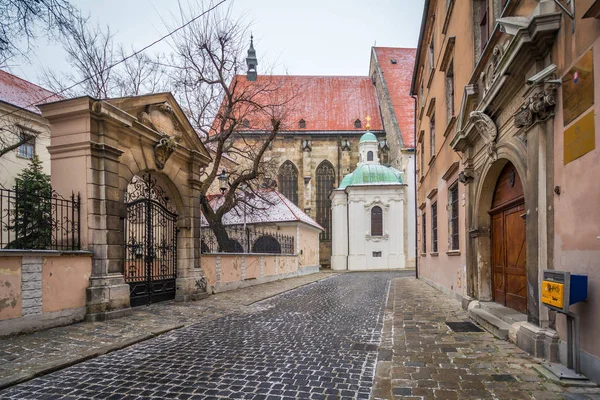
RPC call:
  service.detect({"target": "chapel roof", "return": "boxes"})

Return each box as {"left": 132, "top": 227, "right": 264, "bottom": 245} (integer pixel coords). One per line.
{"left": 225, "top": 75, "right": 384, "bottom": 132}
{"left": 0, "top": 69, "right": 62, "bottom": 115}
{"left": 373, "top": 47, "right": 416, "bottom": 148}
{"left": 201, "top": 189, "right": 323, "bottom": 230}
{"left": 339, "top": 164, "right": 403, "bottom": 189}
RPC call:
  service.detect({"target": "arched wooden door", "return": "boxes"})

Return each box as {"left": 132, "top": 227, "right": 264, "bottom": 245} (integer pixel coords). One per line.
{"left": 489, "top": 162, "right": 527, "bottom": 313}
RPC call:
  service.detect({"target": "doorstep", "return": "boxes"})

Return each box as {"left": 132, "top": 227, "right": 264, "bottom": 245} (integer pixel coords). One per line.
{"left": 467, "top": 300, "right": 526, "bottom": 340}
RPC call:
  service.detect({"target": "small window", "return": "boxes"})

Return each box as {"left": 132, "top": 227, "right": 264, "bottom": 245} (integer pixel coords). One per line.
{"left": 430, "top": 113, "right": 436, "bottom": 159}
{"left": 242, "top": 119, "right": 250, "bottom": 128}
{"left": 298, "top": 119, "right": 306, "bottom": 129}
{"left": 422, "top": 213, "right": 427, "bottom": 253}
{"left": 354, "top": 119, "right": 362, "bottom": 129}
{"left": 449, "top": 183, "right": 459, "bottom": 250}
{"left": 432, "top": 202, "right": 438, "bottom": 253}
{"left": 391, "top": 59, "right": 397, "bottom": 64}
{"left": 17, "top": 132, "right": 35, "bottom": 159}
{"left": 367, "top": 151, "right": 374, "bottom": 161}
{"left": 371, "top": 206, "right": 383, "bottom": 237}
{"left": 373, "top": 251, "right": 382, "bottom": 257}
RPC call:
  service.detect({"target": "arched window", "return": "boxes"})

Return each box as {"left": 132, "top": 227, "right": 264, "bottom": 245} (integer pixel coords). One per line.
{"left": 316, "top": 160, "right": 335, "bottom": 240}
{"left": 298, "top": 119, "right": 306, "bottom": 129}
{"left": 252, "top": 236, "right": 281, "bottom": 253}
{"left": 242, "top": 119, "right": 250, "bottom": 128}
{"left": 278, "top": 161, "right": 299, "bottom": 205}
{"left": 367, "top": 151, "right": 374, "bottom": 161}
{"left": 354, "top": 119, "right": 362, "bottom": 128}
{"left": 371, "top": 206, "right": 383, "bottom": 236}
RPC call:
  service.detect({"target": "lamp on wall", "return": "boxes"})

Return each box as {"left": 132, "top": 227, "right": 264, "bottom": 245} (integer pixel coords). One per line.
{"left": 218, "top": 169, "right": 229, "bottom": 194}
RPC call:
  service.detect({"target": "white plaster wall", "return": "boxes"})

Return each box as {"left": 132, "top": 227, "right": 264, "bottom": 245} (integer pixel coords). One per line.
{"left": 346, "top": 185, "right": 406, "bottom": 270}
{"left": 330, "top": 190, "right": 348, "bottom": 270}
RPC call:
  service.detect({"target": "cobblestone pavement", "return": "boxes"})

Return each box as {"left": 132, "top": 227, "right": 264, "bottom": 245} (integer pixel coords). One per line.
{"left": 1, "top": 271, "right": 412, "bottom": 399}
{"left": 372, "top": 278, "right": 600, "bottom": 400}
{"left": 0, "top": 272, "right": 336, "bottom": 389}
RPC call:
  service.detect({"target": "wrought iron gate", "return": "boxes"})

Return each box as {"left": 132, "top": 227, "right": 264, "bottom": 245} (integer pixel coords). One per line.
{"left": 124, "top": 175, "right": 178, "bottom": 307}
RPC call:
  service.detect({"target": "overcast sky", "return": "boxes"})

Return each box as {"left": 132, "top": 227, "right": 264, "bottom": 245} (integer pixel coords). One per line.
{"left": 8, "top": 0, "right": 425, "bottom": 86}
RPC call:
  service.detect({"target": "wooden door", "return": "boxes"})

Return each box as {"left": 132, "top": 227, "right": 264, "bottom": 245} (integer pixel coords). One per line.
{"left": 490, "top": 162, "right": 527, "bottom": 313}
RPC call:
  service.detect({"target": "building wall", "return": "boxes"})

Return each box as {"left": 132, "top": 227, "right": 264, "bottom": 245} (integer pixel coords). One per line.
{"left": 0, "top": 103, "right": 51, "bottom": 189}
{"left": 0, "top": 251, "right": 92, "bottom": 336}
{"left": 552, "top": 9, "right": 600, "bottom": 382}
{"left": 414, "top": 0, "right": 473, "bottom": 296}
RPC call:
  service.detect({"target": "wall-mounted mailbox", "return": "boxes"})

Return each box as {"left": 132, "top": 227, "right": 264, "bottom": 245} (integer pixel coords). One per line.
{"left": 541, "top": 270, "right": 588, "bottom": 313}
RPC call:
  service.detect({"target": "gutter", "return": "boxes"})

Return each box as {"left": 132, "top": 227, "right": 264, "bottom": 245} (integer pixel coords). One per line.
{"left": 411, "top": 94, "right": 419, "bottom": 279}
{"left": 410, "top": 0, "right": 431, "bottom": 95}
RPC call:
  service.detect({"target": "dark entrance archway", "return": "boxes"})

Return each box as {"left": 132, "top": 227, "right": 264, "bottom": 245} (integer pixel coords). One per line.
{"left": 489, "top": 162, "right": 527, "bottom": 313}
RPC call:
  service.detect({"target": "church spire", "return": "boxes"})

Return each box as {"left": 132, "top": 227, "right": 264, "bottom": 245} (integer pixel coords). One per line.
{"left": 246, "top": 34, "right": 258, "bottom": 81}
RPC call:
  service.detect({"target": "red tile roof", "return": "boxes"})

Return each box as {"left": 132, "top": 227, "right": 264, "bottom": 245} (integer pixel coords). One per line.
{"left": 225, "top": 75, "right": 383, "bottom": 133}
{"left": 374, "top": 47, "right": 416, "bottom": 148}
{"left": 0, "top": 69, "right": 62, "bottom": 115}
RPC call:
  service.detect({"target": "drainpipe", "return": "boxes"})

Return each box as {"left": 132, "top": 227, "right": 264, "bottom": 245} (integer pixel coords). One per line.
{"left": 410, "top": 94, "right": 418, "bottom": 279}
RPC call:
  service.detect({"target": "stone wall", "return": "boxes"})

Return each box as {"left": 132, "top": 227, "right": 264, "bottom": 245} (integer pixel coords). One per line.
{"left": 0, "top": 251, "right": 92, "bottom": 336}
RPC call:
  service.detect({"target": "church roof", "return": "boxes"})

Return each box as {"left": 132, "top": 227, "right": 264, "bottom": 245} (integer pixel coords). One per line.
{"left": 338, "top": 164, "right": 403, "bottom": 189}
{"left": 0, "top": 69, "right": 62, "bottom": 115}
{"left": 227, "top": 75, "right": 384, "bottom": 132}
{"left": 201, "top": 189, "right": 323, "bottom": 230}
{"left": 373, "top": 47, "right": 416, "bottom": 148}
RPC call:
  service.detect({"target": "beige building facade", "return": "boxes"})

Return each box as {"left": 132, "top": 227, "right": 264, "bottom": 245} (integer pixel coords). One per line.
{"left": 414, "top": 0, "right": 600, "bottom": 383}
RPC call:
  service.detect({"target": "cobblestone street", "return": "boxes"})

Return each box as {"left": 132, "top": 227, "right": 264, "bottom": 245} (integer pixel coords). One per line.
{"left": 1, "top": 272, "right": 599, "bottom": 399}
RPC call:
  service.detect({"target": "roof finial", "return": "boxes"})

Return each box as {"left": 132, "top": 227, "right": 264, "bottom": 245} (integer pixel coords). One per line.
{"left": 365, "top": 115, "right": 371, "bottom": 131}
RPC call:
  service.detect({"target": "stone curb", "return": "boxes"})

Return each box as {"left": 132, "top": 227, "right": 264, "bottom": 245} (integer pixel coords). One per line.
{"left": 0, "top": 324, "right": 184, "bottom": 391}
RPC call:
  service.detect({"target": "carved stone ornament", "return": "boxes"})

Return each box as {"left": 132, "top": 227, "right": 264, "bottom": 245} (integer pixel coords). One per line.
{"left": 302, "top": 139, "right": 312, "bottom": 152}
{"left": 469, "top": 111, "right": 498, "bottom": 161}
{"left": 154, "top": 135, "right": 180, "bottom": 169}
{"left": 482, "top": 44, "right": 506, "bottom": 96}
{"left": 138, "top": 102, "right": 181, "bottom": 134}
{"left": 514, "top": 82, "right": 558, "bottom": 129}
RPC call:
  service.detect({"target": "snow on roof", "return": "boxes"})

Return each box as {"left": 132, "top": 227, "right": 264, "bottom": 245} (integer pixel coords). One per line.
{"left": 374, "top": 47, "right": 416, "bottom": 148}
{"left": 217, "top": 75, "right": 384, "bottom": 133}
{"left": 0, "top": 70, "right": 62, "bottom": 115}
{"left": 201, "top": 189, "right": 323, "bottom": 230}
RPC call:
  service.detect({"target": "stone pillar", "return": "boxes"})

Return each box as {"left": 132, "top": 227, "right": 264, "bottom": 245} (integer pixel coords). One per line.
{"left": 175, "top": 178, "right": 209, "bottom": 301}
{"left": 302, "top": 144, "right": 312, "bottom": 216}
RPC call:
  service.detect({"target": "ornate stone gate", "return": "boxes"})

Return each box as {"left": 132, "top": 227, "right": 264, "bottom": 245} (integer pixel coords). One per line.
{"left": 40, "top": 93, "right": 212, "bottom": 321}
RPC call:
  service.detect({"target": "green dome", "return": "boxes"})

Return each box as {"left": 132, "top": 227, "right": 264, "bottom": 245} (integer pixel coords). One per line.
{"left": 338, "top": 164, "right": 403, "bottom": 189}
{"left": 359, "top": 131, "right": 378, "bottom": 143}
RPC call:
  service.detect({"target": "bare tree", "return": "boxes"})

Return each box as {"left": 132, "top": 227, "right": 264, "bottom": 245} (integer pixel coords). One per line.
{"left": 0, "top": 0, "right": 80, "bottom": 67}
{"left": 168, "top": 3, "right": 298, "bottom": 251}
{"left": 43, "top": 19, "right": 168, "bottom": 98}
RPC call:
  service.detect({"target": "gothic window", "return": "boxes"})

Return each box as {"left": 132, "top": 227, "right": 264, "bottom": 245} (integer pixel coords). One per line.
{"left": 371, "top": 206, "right": 383, "bottom": 237}
{"left": 252, "top": 236, "right": 281, "bottom": 254}
{"left": 354, "top": 119, "right": 362, "bottom": 129}
{"left": 278, "top": 161, "right": 299, "bottom": 205}
{"left": 446, "top": 61, "right": 455, "bottom": 121}
{"left": 299, "top": 119, "right": 306, "bottom": 129}
{"left": 432, "top": 202, "right": 438, "bottom": 253}
{"left": 367, "top": 151, "right": 374, "bottom": 161}
{"left": 316, "top": 160, "right": 335, "bottom": 240}
{"left": 448, "top": 182, "right": 459, "bottom": 250}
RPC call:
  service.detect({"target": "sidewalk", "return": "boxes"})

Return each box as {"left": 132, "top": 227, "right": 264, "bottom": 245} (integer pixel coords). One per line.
{"left": 373, "top": 277, "right": 600, "bottom": 400}
{"left": 0, "top": 271, "right": 335, "bottom": 390}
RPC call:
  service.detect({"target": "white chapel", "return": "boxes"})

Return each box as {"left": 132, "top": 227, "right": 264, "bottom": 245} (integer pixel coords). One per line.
{"left": 330, "top": 123, "right": 407, "bottom": 270}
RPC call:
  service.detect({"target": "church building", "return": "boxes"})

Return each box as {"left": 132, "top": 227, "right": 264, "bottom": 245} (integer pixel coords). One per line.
{"left": 229, "top": 39, "right": 416, "bottom": 267}
{"left": 330, "top": 124, "right": 406, "bottom": 270}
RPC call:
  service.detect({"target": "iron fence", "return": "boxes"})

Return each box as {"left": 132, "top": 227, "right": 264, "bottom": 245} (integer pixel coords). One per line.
{"left": 0, "top": 186, "right": 80, "bottom": 250}
{"left": 201, "top": 225, "right": 295, "bottom": 255}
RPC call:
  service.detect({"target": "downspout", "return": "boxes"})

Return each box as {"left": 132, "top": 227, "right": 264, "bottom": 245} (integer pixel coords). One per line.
{"left": 410, "top": 94, "right": 419, "bottom": 279}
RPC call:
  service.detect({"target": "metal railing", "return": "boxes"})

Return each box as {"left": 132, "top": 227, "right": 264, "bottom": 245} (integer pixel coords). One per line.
{"left": 201, "top": 225, "right": 295, "bottom": 255}
{"left": 0, "top": 187, "right": 80, "bottom": 250}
